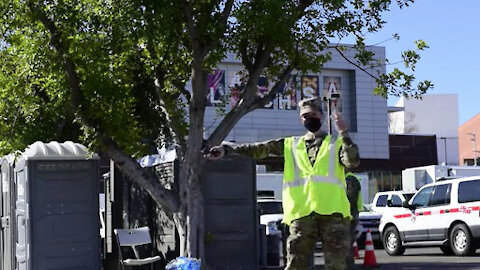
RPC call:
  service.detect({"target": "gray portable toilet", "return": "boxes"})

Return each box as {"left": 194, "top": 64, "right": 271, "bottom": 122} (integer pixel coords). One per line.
{"left": 0, "top": 154, "right": 15, "bottom": 270}
{"left": 14, "top": 141, "right": 101, "bottom": 270}
{"left": 203, "top": 155, "right": 259, "bottom": 269}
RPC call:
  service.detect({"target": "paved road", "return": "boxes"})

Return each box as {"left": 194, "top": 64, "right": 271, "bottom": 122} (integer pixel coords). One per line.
{"left": 312, "top": 247, "right": 480, "bottom": 269}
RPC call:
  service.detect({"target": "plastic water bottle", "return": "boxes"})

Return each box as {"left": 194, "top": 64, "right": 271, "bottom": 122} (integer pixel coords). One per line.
{"left": 165, "top": 257, "right": 201, "bottom": 270}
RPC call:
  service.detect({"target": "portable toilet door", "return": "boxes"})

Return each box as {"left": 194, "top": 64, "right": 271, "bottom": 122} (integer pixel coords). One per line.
{"left": 14, "top": 141, "right": 101, "bottom": 270}
{"left": 0, "top": 155, "right": 15, "bottom": 270}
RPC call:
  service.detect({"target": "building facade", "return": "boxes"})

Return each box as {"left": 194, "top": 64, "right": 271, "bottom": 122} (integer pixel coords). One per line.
{"left": 204, "top": 46, "right": 389, "bottom": 163}
{"left": 388, "top": 94, "right": 459, "bottom": 165}
{"left": 458, "top": 113, "right": 480, "bottom": 165}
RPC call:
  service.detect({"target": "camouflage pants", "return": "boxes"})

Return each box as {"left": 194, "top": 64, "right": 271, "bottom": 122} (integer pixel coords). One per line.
{"left": 285, "top": 212, "right": 350, "bottom": 270}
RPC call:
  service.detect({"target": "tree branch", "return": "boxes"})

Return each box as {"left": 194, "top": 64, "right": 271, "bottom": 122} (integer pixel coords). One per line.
{"left": 238, "top": 44, "right": 272, "bottom": 105}
{"left": 153, "top": 69, "right": 187, "bottom": 157}
{"left": 297, "top": 0, "right": 315, "bottom": 13}
{"left": 332, "top": 46, "right": 379, "bottom": 80}
{"left": 172, "top": 80, "right": 192, "bottom": 104}
{"left": 27, "top": 2, "right": 97, "bottom": 130}
{"left": 102, "top": 138, "right": 180, "bottom": 216}
{"left": 202, "top": 0, "right": 234, "bottom": 56}
{"left": 206, "top": 64, "right": 292, "bottom": 147}
{"left": 182, "top": 0, "right": 201, "bottom": 55}
{"left": 249, "top": 65, "right": 293, "bottom": 111}
{"left": 239, "top": 39, "right": 253, "bottom": 72}
{"left": 29, "top": 2, "right": 180, "bottom": 216}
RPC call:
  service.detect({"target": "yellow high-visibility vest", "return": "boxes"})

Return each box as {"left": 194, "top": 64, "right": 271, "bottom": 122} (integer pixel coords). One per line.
{"left": 282, "top": 135, "right": 351, "bottom": 225}
{"left": 345, "top": 172, "right": 364, "bottom": 212}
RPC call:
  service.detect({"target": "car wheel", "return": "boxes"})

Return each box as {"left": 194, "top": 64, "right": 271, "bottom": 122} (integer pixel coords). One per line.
{"left": 383, "top": 226, "right": 405, "bottom": 256}
{"left": 450, "top": 224, "right": 475, "bottom": 256}
{"left": 440, "top": 244, "right": 453, "bottom": 255}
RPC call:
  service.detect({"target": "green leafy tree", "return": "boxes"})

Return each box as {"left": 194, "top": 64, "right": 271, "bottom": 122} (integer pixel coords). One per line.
{"left": 0, "top": 0, "right": 432, "bottom": 262}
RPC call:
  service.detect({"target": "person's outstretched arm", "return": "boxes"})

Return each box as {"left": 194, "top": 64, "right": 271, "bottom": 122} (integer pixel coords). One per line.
{"left": 207, "top": 138, "right": 284, "bottom": 160}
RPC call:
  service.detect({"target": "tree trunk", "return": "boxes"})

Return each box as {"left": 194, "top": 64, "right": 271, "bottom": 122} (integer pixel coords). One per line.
{"left": 173, "top": 212, "right": 187, "bottom": 257}
{"left": 182, "top": 151, "right": 206, "bottom": 260}
{"left": 171, "top": 158, "right": 205, "bottom": 263}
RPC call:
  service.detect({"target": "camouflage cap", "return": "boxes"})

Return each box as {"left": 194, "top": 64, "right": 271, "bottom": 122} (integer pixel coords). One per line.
{"left": 298, "top": 97, "right": 322, "bottom": 116}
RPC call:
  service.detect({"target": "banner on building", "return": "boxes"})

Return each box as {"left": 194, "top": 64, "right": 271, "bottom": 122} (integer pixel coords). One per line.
{"left": 229, "top": 73, "right": 243, "bottom": 108}
{"left": 257, "top": 76, "right": 274, "bottom": 109}
{"left": 278, "top": 76, "right": 297, "bottom": 110}
{"left": 206, "top": 70, "right": 226, "bottom": 107}
{"left": 301, "top": 75, "right": 319, "bottom": 100}
{"left": 323, "top": 76, "right": 342, "bottom": 112}
{"left": 229, "top": 74, "right": 273, "bottom": 109}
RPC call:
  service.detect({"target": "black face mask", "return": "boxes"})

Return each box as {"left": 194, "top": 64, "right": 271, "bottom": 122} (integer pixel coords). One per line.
{"left": 303, "top": 117, "right": 322, "bottom": 132}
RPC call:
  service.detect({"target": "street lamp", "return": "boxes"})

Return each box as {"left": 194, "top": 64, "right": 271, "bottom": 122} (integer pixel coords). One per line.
{"left": 467, "top": 132, "right": 478, "bottom": 166}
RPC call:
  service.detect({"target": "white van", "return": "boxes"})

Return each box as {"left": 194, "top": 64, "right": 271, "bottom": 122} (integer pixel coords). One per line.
{"left": 379, "top": 176, "right": 480, "bottom": 256}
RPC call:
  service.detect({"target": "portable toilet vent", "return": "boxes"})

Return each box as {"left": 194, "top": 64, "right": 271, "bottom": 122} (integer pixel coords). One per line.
{"left": 14, "top": 141, "right": 101, "bottom": 270}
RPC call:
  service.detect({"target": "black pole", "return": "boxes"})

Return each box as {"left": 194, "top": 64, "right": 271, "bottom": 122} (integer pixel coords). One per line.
{"left": 444, "top": 138, "right": 447, "bottom": 164}
{"left": 327, "top": 99, "right": 332, "bottom": 135}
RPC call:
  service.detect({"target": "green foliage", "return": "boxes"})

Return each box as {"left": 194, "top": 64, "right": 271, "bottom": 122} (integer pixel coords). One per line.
{"left": 0, "top": 0, "right": 432, "bottom": 156}
{"left": 0, "top": 0, "right": 189, "bottom": 156}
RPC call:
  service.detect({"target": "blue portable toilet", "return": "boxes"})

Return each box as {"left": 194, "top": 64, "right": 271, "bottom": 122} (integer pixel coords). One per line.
{"left": 14, "top": 141, "right": 101, "bottom": 270}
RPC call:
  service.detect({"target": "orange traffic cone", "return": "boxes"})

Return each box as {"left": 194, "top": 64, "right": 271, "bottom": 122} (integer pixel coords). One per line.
{"left": 353, "top": 240, "right": 360, "bottom": 259}
{"left": 363, "top": 229, "right": 379, "bottom": 268}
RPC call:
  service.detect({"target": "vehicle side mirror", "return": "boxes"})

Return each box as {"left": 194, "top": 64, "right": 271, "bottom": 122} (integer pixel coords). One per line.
{"left": 402, "top": 201, "right": 417, "bottom": 210}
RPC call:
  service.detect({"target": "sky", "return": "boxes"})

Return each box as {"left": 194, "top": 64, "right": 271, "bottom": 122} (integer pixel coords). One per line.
{"left": 346, "top": 0, "right": 480, "bottom": 125}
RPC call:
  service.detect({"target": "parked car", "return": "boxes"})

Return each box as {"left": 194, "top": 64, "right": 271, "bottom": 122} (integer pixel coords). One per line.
{"left": 257, "top": 198, "right": 381, "bottom": 245}
{"left": 257, "top": 198, "right": 283, "bottom": 235}
{"left": 371, "top": 191, "right": 415, "bottom": 215}
{"left": 357, "top": 204, "right": 382, "bottom": 245}
{"left": 380, "top": 176, "right": 480, "bottom": 256}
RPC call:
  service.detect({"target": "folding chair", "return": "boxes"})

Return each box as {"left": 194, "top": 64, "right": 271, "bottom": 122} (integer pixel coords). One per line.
{"left": 114, "top": 227, "right": 161, "bottom": 269}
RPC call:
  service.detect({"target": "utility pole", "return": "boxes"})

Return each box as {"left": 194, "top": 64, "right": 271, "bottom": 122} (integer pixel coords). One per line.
{"left": 467, "top": 132, "right": 478, "bottom": 166}
{"left": 439, "top": 137, "right": 447, "bottom": 164}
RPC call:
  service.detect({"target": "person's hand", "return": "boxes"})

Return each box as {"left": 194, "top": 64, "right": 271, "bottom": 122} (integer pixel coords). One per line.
{"left": 333, "top": 111, "right": 347, "bottom": 133}
{"left": 205, "top": 145, "right": 225, "bottom": 160}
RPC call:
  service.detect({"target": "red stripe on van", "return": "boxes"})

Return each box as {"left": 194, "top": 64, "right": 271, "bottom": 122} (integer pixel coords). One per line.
{"left": 394, "top": 214, "right": 412, "bottom": 219}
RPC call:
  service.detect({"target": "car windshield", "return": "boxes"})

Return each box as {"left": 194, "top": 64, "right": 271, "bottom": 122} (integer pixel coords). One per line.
{"left": 258, "top": 201, "right": 283, "bottom": 215}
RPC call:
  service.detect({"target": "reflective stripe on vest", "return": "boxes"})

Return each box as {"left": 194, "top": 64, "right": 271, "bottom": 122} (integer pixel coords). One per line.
{"left": 283, "top": 175, "right": 344, "bottom": 189}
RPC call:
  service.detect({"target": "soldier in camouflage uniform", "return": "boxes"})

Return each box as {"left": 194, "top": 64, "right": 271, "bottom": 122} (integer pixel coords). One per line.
{"left": 208, "top": 97, "right": 359, "bottom": 270}
{"left": 345, "top": 172, "right": 363, "bottom": 269}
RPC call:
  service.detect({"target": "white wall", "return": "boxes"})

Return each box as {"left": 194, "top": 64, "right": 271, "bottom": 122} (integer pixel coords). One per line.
{"left": 389, "top": 94, "right": 459, "bottom": 165}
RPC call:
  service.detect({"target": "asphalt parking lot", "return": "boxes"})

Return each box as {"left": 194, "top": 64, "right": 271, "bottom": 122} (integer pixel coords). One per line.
{"left": 313, "top": 247, "right": 480, "bottom": 269}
